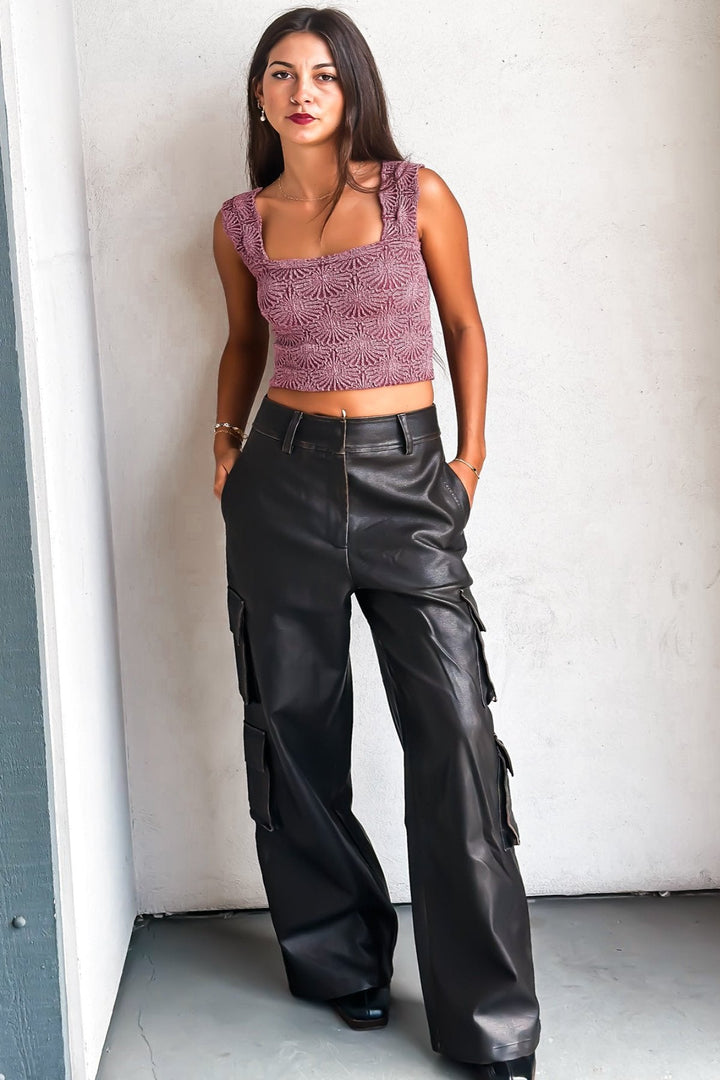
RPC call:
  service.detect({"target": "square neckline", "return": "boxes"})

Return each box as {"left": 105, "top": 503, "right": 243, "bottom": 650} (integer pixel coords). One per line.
{"left": 249, "top": 159, "right": 390, "bottom": 266}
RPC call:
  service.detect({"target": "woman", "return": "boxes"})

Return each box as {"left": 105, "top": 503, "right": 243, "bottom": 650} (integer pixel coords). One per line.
{"left": 212, "top": 8, "right": 540, "bottom": 1078}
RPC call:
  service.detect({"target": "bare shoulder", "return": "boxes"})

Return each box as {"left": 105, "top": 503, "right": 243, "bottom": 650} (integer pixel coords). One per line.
{"left": 416, "top": 166, "right": 466, "bottom": 241}
{"left": 417, "top": 166, "right": 460, "bottom": 200}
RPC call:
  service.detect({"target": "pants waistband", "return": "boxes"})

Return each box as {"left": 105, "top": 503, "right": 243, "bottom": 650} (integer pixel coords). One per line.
{"left": 251, "top": 394, "right": 441, "bottom": 454}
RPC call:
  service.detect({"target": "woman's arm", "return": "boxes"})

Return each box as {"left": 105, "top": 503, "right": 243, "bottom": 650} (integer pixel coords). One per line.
{"left": 417, "top": 167, "right": 488, "bottom": 502}
{"left": 212, "top": 210, "right": 269, "bottom": 498}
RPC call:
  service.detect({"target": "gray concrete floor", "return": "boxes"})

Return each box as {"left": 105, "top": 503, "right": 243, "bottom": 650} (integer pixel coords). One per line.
{"left": 96, "top": 893, "right": 720, "bottom": 1079}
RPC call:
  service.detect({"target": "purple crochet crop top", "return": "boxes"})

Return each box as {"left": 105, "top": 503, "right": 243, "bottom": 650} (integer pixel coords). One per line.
{"left": 220, "top": 159, "right": 435, "bottom": 392}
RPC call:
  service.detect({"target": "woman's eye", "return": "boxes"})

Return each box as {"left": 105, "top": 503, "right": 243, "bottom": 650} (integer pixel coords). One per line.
{"left": 270, "top": 71, "right": 336, "bottom": 82}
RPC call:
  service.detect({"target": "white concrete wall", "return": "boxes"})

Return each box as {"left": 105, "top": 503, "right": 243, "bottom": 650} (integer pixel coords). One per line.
{"left": 0, "top": 0, "right": 137, "bottom": 1076}
{"left": 71, "top": 0, "right": 720, "bottom": 912}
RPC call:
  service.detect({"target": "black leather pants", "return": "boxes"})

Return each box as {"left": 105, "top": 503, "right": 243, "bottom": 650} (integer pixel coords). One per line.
{"left": 221, "top": 393, "right": 541, "bottom": 1065}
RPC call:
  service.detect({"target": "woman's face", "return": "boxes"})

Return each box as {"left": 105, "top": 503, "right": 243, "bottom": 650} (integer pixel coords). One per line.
{"left": 256, "top": 31, "right": 345, "bottom": 146}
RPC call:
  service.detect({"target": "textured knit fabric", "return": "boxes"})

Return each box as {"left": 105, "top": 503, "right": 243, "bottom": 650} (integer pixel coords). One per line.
{"left": 220, "top": 159, "right": 435, "bottom": 392}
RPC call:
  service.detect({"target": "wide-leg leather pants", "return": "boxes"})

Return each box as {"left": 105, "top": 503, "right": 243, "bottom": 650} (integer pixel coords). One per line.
{"left": 221, "top": 393, "right": 541, "bottom": 1065}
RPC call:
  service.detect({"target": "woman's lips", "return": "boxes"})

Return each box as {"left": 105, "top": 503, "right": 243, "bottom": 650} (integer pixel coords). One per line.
{"left": 288, "top": 114, "right": 316, "bottom": 125}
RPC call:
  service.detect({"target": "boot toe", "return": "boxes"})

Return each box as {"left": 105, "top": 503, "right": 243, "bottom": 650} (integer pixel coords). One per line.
{"left": 329, "top": 985, "right": 390, "bottom": 1030}
{"left": 468, "top": 1051, "right": 536, "bottom": 1079}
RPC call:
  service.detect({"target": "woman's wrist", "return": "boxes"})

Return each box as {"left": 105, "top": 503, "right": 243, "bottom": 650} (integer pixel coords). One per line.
{"left": 454, "top": 441, "right": 486, "bottom": 474}
{"left": 214, "top": 420, "right": 246, "bottom": 440}
{"left": 214, "top": 430, "right": 242, "bottom": 458}
{"left": 453, "top": 455, "right": 484, "bottom": 479}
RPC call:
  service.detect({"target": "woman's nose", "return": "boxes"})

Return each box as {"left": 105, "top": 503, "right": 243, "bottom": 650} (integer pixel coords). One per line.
{"left": 292, "top": 76, "right": 314, "bottom": 101}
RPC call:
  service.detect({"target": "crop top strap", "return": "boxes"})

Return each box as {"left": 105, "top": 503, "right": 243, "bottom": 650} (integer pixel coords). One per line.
{"left": 220, "top": 191, "right": 265, "bottom": 277}
{"left": 380, "top": 159, "right": 425, "bottom": 242}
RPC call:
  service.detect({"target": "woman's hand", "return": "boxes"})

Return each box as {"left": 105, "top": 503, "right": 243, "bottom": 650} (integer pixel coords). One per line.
{"left": 214, "top": 442, "right": 241, "bottom": 501}
{"left": 448, "top": 459, "right": 479, "bottom": 508}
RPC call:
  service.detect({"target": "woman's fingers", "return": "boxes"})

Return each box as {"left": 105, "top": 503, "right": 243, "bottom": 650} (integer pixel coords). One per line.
{"left": 214, "top": 451, "right": 240, "bottom": 501}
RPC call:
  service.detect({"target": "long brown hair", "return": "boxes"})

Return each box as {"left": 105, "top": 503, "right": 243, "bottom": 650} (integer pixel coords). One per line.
{"left": 245, "top": 7, "right": 405, "bottom": 230}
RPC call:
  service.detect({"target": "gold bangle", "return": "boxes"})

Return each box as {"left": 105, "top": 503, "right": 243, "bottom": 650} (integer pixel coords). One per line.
{"left": 454, "top": 457, "right": 481, "bottom": 479}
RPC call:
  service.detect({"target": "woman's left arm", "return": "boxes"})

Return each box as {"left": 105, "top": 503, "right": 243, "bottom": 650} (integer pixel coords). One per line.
{"left": 417, "top": 167, "right": 488, "bottom": 504}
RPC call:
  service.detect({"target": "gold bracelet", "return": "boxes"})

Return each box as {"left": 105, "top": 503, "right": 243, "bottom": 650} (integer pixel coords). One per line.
{"left": 214, "top": 422, "right": 247, "bottom": 440}
{"left": 454, "top": 457, "right": 481, "bottom": 479}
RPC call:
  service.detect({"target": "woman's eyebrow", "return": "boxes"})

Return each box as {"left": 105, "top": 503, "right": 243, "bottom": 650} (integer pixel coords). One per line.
{"left": 268, "top": 60, "right": 337, "bottom": 69}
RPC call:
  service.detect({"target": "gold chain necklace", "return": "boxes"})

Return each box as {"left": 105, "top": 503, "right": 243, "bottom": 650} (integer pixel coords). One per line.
{"left": 276, "top": 166, "right": 360, "bottom": 201}
{"left": 276, "top": 176, "right": 335, "bottom": 201}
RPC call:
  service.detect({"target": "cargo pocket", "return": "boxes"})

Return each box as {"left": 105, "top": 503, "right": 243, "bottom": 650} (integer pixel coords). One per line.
{"left": 459, "top": 587, "right": 498, "bottom": 706}
{"left": 494, "top": 734, "right": 521, "bottom": 848}
{"left": 227, "top": 586, "right": 260, "bottom": 705}
{"left": 243, "top": 711, "right": 276, "bottom": 832}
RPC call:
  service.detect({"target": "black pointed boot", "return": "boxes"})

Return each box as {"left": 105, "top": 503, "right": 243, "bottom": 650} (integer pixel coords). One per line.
{"left": 467, "top": 1052, "right": 536, "bottom": 1079}
{"left": 329, "top": 984, "right": 390, "bottom": 1030}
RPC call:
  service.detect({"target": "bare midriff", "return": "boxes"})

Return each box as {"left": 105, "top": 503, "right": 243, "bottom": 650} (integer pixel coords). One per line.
{"left": 266, "top": 380, "right": 435, "bottom": 418}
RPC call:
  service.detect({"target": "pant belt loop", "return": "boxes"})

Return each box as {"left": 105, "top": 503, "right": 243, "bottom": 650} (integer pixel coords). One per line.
{"left": 340, "top": 408, "right": 347, "bottom": 451}
{"left": 397, "top": 413, "right": 413, "bottom": 454}
{"left": 282, "top": 409, "right": 303, "bottom": 454}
